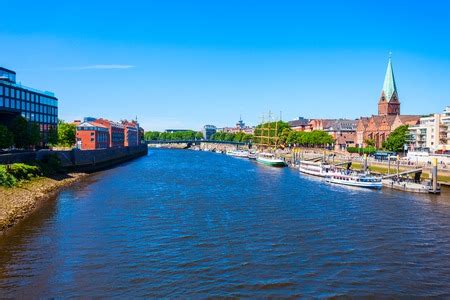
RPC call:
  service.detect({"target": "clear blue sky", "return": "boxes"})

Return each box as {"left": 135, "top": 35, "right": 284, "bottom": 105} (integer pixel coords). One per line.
{"left": 1, "top": 0, "right": 449, "bottom": 131}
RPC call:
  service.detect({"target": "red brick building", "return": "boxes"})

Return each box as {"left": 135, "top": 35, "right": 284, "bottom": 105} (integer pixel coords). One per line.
{"left": 122, "top": 120, "right": 139, "bottom": 147}
{"left": 356, "top": 56, "right": 420, "bottom": 148}
{"left": 95, "top": 118, "right": 125, "bottom": 148}
{"left": 76, "top": 121, "right": 110, "bottom": 150}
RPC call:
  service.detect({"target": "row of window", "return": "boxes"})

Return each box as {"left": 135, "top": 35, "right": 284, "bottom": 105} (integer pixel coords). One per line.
{"left": 20, "top": 112, "right": 57, "bottom": 124}
{"left": 0, "top": 97, "right": 57, "bottom": 115}
{"left": 77, "top": 126, "right": 109, "bottom": 132}
{"left": 0, "top": 85, "right": 58, "bottom": 107}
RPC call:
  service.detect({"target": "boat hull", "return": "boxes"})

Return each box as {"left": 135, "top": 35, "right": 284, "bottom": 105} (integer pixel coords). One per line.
{"left": 326, "top": 178, "right": 382, "bottom": 189}
{"left": 256, "top": 157, "right": 287, "bottom": 167}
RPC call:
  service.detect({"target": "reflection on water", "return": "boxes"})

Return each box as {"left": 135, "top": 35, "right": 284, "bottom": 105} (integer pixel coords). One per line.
{"left": 1, "top": 149, "right": 450, "bottom": 297}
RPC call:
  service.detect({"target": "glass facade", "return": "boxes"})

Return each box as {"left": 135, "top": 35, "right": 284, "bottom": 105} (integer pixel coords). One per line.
{"left": 0, "top": 79, "right": 58, "bottom": 146}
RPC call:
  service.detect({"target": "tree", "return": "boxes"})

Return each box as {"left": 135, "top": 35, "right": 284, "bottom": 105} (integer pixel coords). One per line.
{"left": 47, "top": 126, "right": 59, "bottom": 146}
{"left": 0, "top": 125, "right": 14, "bottom": 149}
{"left": 28, "top": 122, "right": 41, "bottom": 147}
{"left": 365, "top": 138, "right": 375, "bottom": 147}
{"left": 10, "top": 116, "right": 30, "bottom": 149}
{"left": 195, "top": 131, "right": 203, "bottom": 140}
{"left": 58, "top": 120, "right": 76, "bottom": 147}
{"left": 144, "top": 131, "right": 161, "bottom": 141}
{"left": 383, "top": 125, "right": 409, "bottom": 152}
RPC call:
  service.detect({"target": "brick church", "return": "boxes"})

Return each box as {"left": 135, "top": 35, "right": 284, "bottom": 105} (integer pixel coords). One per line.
{"left": 356, "top": 56, "right": 420, "bottom": 149}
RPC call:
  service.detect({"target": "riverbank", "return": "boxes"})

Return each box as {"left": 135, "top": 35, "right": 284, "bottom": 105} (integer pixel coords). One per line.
{"left": 0, "top": 172, "right": 88, "bottom": 234}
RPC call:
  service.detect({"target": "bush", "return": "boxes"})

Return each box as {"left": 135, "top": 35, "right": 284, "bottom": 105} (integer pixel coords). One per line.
{"left": 0, "top": 166, "right": 17, "bottom": 187}
{"left": 8, "top": 163, "right": 41, "bottom": 181}
{"left": 347, "top": 146, "right": 376, "bottom": 155}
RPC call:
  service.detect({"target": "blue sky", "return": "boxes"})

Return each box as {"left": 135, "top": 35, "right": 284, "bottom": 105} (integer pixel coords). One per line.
{"left": 1, "top": 0, "right": 450, "bottom": 131}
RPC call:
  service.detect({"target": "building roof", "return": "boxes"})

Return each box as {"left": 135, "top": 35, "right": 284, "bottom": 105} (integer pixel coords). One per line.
{"left": 396, "top": 115, "right": 420, "bottom": 125}
{"left": 288, "top": 119, "right": 309, "bottom": 128}
{"left": 77, "top": 121, "right": 108, "bottom": 129}
{"left": 382, "top": 56, "right": 398, "bottom": 102}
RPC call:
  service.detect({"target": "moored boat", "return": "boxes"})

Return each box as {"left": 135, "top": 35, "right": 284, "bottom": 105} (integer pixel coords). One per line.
{"left": 256, "top": 153, "right": 287, "bottom": 167}
{"left": 299, "top": 160, "right": 333, "bottom": 178}
{"left": 226, "top": 150, "right": 249, "bottom": 158}
{"left": 325, "top": 171, "right": 382, "bottom": 189}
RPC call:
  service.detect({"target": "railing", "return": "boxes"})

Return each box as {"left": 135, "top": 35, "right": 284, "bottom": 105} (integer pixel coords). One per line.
{"left": 145, "top": 139, "right": 249, "bottom": 145}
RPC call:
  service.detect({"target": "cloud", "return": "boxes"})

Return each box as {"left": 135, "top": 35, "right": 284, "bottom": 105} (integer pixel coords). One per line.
{"left": 64, "top": 64, "right": 135, "bottom": 70}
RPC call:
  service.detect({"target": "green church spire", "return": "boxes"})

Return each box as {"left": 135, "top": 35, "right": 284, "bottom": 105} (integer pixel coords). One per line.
{"left": 382, "top": 53, "right": 398, "bottom": 102}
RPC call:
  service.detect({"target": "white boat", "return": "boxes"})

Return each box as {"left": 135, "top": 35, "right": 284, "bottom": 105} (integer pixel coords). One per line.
{"left": 299, "top": 160, "right": 333, "bottom": 178}
{"left": 325, "top": 171, "right": 382, "bottom": 189}
{"left": 226, "top": 150, "right": 249, "bottom": 158}
{"left": 256, "top": 153, "right": 287, "bottom": 167}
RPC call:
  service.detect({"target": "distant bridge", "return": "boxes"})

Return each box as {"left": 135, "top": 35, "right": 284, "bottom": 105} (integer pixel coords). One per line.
{"left": 145, "top": 140, "right": 250, "bottom": 146}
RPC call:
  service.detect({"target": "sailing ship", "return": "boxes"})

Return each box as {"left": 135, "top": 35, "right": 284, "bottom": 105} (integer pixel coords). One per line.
{"left": 254, "top": 112, "right": 287, "bottom": 168}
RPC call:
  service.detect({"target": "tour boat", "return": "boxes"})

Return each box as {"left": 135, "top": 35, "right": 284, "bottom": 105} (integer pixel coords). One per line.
{"left": 247, "top": 152, "right": 257, "bottom": 160}
{"left": 226, "top": 150, "right": 249, "bottom": 158}
{"left": 299, "top": 160, "right": 333, "bottom": 178}
{"left": 325, "top": 171, "right": 382, "bottom": 189}
{"left": 256, "top": 153, "right": 287, "bottom": 167}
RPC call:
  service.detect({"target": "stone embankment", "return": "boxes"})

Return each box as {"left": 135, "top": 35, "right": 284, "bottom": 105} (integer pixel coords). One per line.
{"left": 0, "top": 173, "right": 87, "bottom": 234}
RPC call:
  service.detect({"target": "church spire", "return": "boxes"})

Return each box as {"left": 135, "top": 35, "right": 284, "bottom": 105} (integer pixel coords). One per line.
{"left": 382, "top": 54, "right": 397, "bottom": 102}
{"left": 378, "top": 53, "right": 400, "bottom": 116}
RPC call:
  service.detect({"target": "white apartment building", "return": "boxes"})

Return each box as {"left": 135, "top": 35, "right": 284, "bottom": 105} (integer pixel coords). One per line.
{"left": 408, "top": 106, "right": 450, "bottom": 153}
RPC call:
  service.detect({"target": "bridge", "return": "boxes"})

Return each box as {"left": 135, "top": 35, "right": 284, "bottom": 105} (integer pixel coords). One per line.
{"left": 145, "top": 140, "right": 250, "bottom": 146}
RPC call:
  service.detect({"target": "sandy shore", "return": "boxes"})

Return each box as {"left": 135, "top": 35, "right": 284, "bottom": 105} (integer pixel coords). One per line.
{"left": 0, "top": 173, "right": 88, "bottom": 234}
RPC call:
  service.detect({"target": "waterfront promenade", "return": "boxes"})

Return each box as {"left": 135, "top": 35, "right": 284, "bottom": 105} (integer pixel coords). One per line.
{"left": 1, "top": 149, "right": 450, "bottom": 297}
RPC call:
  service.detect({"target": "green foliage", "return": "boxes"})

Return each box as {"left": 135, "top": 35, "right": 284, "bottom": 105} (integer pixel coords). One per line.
{"left": 0, "top": 166, "right": 17, "bottom": 187}
{"left": 47, "top": 126, "right": 59, "bottom": 146}
{"left": 347, "top": 146, "right": 376, "bottom": 155}
{"left": 57, "top": 120, "right": 76, "bottom": 147}
{"left": 210, "top": 131, "right": 253, "bottom": 143}
{"left": 29, "top": 122, "right": 41, "bottom": 147}
{"left": 8, "top": 116, "right": 41, "bottom": 149}
{"left": 382, "top": 125, "right": 409, "bottom": 152}
{"left": 253, "top": 121, "right": 290, "bottom": 146}
{"left": 144, "top": 131, "right": 161, "bottom": 141}
{"left": 0, "top": 163, "right": 41, "bottom": 187}
{"left": 11, "top": 116, "right": 31, "bottom": 148}
{"left": 283, "top": 130, "right": 334, "bottom": 147}
{"left": 0, "top": 125, "right": 14, "bottom": 149}
{"left": 144, "top": 130, "right": 204, "bottom": 141}
{"left": 8, "top": 163, "right": 41, "bottom": 181}
{"left": 365, "top": 138, "right": 375, "bottom": 147}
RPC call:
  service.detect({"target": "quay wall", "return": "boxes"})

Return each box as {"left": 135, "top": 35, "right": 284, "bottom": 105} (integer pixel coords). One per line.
{"left": 45, "top": 144, "right": 148, "bottom": 172}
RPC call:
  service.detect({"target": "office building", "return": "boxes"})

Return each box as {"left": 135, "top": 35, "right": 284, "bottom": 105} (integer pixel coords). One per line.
{"left": 0, "top": 67, "right": 58, "bottom": 146}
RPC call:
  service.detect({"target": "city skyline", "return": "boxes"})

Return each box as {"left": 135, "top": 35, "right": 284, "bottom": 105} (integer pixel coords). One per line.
{"left": 1, "top": 0, "right": 450, "bottom": 131}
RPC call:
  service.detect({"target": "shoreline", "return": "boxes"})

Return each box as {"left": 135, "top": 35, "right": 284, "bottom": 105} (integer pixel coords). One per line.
{"left": 0, "top": 172, "right": 88, "bottom": 235}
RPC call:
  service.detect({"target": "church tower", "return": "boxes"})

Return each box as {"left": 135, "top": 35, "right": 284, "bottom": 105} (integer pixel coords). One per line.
{"left": 378, "top": 55, "right": 400, "bottom": 116}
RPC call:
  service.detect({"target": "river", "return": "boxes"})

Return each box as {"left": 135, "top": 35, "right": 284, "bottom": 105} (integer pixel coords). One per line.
{"left": 1, "top": 148, "right": 450, "bottom": 297}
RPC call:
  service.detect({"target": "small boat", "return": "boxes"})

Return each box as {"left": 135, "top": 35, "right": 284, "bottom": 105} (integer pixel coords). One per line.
{"left": 256, "top": 153, "right": 287, "bottom": 167}
{"left": 247, "top": 152, "right": 257, "bottom": 160}
{"left": 325, "top": 171, "right": 382, "bottom": 189}
{"left": 226, "top": 150, "right": 249, "bottom": 158}
{"left": 299, "top": 160, "right": 333, "bottom": 178}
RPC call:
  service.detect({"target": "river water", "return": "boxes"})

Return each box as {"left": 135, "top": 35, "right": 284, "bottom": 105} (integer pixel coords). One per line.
{"left": 1, "top": 148, "right": 450, "bottom": 297}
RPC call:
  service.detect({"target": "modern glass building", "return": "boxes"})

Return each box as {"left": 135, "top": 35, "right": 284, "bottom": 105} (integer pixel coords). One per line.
{"left": 0, "top": 67, "right": 58, "bottom": 146}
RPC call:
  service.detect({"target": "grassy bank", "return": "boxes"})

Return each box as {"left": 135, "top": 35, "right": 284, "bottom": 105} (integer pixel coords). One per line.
{"left": 0, "top": 157, "right": 88, "bottom": 234}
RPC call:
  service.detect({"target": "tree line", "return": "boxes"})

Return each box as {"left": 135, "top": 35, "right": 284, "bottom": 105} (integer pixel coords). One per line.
{"left": 210, "top": 131, "right": 253, "bottom": 143}
{"left": 144, "top": 130, "right": 203, "bottom": 141}
{"left": 0, "top": 117, "right": 76, "bottom": 150}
